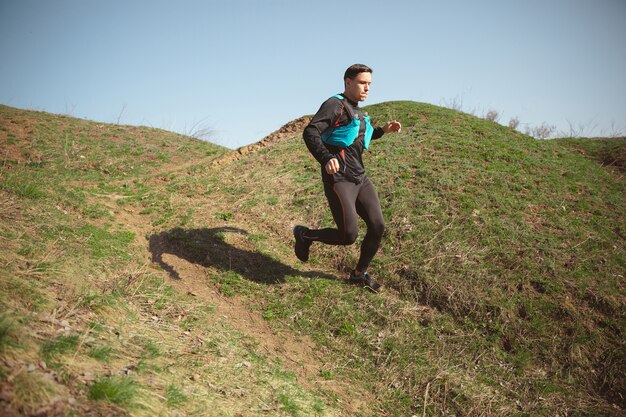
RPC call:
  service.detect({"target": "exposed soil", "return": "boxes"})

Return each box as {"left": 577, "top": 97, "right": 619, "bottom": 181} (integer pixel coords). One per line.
{"left": 101, "top": 205, "right": 369, "bottom": 415}
{"left": 0, "top": 114, "right": 43, "bottom": 164}
{"left": 212, "top": 117, "right": 310, "bottom": 167}
{"left": 602, "top": 143, "right": 626, "bottom": 173}
{"left": 160, "top": 254, "right": 366, "bottom": 415}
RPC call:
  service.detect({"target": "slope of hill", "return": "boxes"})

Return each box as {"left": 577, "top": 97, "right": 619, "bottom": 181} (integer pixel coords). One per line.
{"left": 1, "top": 103, "right": 624, "bottom": 416}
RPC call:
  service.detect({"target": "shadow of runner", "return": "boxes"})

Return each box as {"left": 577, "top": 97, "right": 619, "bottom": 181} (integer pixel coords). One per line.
{"left": 148, "top": 227, "right": 337, "bottom": 284}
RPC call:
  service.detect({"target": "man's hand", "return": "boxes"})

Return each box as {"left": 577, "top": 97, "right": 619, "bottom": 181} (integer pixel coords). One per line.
{"left": 325, "top": 158, "right": 340, "bottom": 175}
{"left": 383, "top": 121, "right": 402, "bottom": 133}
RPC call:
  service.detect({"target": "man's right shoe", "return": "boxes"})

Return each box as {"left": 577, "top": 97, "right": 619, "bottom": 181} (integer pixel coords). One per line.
{"left": 293, "top": 225, "right": 312, "bottom": 262}
{"left": 348, "top": 271, "right": 381, "bottom": 293}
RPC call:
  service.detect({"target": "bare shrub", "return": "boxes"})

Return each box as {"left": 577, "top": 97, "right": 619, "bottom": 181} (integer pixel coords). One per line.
{"left": 116, "top": 103, "right": 127, "bottom": 125}
{"left": 525, "top": 122, "right": 556, "bottom": 139}
{"left": 189, "top": 126, "right": 214, "bottom": 141}
{"left": 442, "top": 96, "right": 464, "bottom": 112}
{"left": 562, "top": 119, "right": 600, "bottom": 138}
{"left": 64, "top": 101, "right": 76, "bottom": 116}
{"left": 508, "top": 117, "right": 520, "bottom": 130}
{"left": 606, "top": 120, "right": 624, "bottom": 138}
{"left": 484, "top": 110, "right": 500, "bottom": 122}
{"left": 184, "top": 117, "right": 214, "bottom": 141}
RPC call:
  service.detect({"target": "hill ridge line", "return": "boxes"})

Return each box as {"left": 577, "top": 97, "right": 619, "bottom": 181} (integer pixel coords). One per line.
{"left": 2, "top": 102, "right": 625, "bottom": 415}
{"left": 212, "top": 116, "right": 311, "bottom": 166}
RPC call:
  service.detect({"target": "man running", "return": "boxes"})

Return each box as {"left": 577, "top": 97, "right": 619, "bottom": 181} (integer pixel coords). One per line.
{"left": 294, "top": 64, "right": 402, "bottom": 291}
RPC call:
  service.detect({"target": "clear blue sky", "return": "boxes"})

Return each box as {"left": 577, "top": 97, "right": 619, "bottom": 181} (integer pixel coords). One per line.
{"left": 1, "top": 0, "right": 625, "bottom": 148}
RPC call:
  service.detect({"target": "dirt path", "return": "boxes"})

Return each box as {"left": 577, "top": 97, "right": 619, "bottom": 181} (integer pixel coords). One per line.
{"left": 99, "top": 195, "right": 369, "bottom": 415}
{"left": 154, "top": 116, "right": 311, "bottom": 176}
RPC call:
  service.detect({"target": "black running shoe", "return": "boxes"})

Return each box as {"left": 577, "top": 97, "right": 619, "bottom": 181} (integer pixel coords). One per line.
{"left": 348, "top": 271, "right": 381, "bottom": 292}
{"left": 293, "top": 225, "right": 312, "bottom": 262}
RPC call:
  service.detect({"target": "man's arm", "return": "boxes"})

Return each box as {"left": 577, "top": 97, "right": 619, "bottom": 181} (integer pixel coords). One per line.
{"left": 382, "top": 121, "right": 402, "bottom": 133}
{"left": 371, "top": 121, "right": 402, "bottom": 141}
{"left": 302, "top": 98, "right": 343, "bottom": 166}
{"left": 372, "top": 126, "right": 385, "bottom": 140}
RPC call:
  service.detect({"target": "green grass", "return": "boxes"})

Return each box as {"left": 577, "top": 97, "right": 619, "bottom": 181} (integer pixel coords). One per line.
{"left": 89, "top": 376, "right": 139, "bottom": 406}
{"left": 215, "top": 270, "right": 251, "bottom": 296}
{"left": 89, "top": 345, "right": 114, "bottom": 363}
{"left": 165, "top": 383, "right": 187, "bottom": 407}
{"left": 41, "top": 335, "right": 79, "bottom": 361}
{"left": 141, "top": 341, "right": 161, "bottom": 359}
{"left": 0, "top": 314, "right": 15, "bottom": 351}
{"left": 0, "top": 276, "right": 49, "bottom": 312}
{"left": 278, "top": 390, "right": 300, "bottom": 415}
{"left": 1, "top": 103, "right": 624, "bottom": 416}
{"left": 216, "top": 211, "right": 234, "bottom": 221}
{"left": 77, "top": 224, "right": 135, "bottom": 260}
{"left": 0, "top": 172, "right": 47, "bottom": 199}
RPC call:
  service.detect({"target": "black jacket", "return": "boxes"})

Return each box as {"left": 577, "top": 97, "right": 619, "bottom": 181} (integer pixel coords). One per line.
{"left": 303, "top": 95, "right": 384, "bottom": 184}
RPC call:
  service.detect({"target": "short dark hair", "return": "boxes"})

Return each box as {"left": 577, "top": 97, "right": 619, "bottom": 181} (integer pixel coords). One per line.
{"left": 344, "top": 64, "right": 372, "bottom": 80}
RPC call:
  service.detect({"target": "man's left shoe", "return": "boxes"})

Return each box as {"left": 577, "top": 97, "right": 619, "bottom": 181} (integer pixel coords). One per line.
{"left": 293, "top": 225, "right": 312, "bottom": 262}
{"left": 348, "top": 271, "right": 381, "bottom": 293}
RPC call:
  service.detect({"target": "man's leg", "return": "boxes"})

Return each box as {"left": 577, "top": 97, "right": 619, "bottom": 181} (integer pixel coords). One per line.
{"left": 305, "top": 181, "right": 360, "bottom": 245}
{"left": 294, "top": 181, "right": 361, "bottom": 261}
{"left": 354, "top": 177, "right": 385, "bottom": 273}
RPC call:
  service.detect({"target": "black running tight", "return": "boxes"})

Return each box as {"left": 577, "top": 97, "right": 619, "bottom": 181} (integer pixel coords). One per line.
{"left": 304, "top": 177, "right": 385, "bottom": 272}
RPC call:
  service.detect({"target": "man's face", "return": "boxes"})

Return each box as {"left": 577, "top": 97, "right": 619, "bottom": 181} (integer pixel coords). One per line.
{"left": 344, "top": 71, "right": 372, "bottom": 102}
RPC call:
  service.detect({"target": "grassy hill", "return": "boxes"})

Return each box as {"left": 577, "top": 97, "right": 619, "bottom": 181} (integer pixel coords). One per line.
{"left": 0, "top": 103, "right": 624, "bottom": 416}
